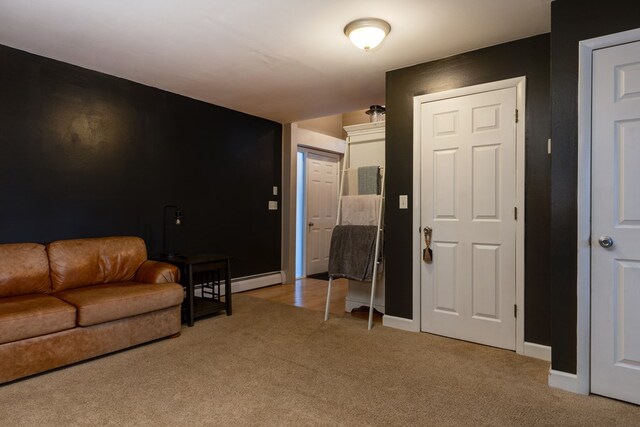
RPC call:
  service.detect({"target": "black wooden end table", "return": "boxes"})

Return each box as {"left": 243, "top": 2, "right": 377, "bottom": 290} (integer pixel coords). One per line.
{"left": 151, "top": 254, "right": 232, "bottom": 326}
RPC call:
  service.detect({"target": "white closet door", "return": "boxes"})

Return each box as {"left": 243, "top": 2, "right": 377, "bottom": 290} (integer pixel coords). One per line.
{"left": 591, "top": 40, "right": 640, "bottom": 405}
{"left": 420, "top": 86, "right": 517, "bottom": 350}
{"left": 306, "top": 152, "right": 339, "bottom": 276}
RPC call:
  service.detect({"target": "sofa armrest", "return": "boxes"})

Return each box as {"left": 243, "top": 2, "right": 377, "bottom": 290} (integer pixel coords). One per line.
{"left": 134, "top": 260, "right": 180, "bottom": 284}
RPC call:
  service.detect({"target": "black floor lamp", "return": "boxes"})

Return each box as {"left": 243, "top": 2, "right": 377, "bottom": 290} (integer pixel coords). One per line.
{"left": 162, "top": 205, "right": 183, "bottom": 258}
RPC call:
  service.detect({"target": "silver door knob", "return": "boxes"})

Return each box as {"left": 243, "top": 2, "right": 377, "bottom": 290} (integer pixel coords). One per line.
{"left": 598, "top": 236, "right": 614, "bottom": 248}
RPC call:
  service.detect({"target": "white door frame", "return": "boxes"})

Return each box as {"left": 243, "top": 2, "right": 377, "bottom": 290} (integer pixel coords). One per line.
{"left": 299, "top": 147, "right": 340, "bottom": 277}
{"left": 550, "top": 27, "right": 640, "bottom": 395}
{"left": 409, "top": 77, "right": 527, "bottom": 355}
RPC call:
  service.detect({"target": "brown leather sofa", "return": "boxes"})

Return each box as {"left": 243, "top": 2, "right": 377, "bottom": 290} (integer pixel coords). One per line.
{"left": 0, "top": 236, "right": 184, "bottom": 384}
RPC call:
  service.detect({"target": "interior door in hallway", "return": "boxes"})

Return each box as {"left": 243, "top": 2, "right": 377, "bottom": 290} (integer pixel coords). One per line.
{"left": 591, "top": 40, "right": 640, "bottom": 405}
{"left": 305, "top": 151, "right": 339, "bottom": 276}
{"left": 420, "top": 86, "right": 518, "bottom": 350}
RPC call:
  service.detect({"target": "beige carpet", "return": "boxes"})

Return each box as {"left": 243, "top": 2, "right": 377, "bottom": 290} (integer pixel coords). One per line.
{"left": 1, "top": 294, "right": 638, "bottom": 426}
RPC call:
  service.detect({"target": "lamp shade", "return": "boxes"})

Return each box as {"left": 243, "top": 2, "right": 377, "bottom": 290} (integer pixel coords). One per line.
{"left": 344, "top": 18, "right": 391, "bottom": 51}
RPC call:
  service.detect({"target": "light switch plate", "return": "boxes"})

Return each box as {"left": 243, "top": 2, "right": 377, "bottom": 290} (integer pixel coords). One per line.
{"left": 399, "top": 195, "right": 408, "bottom": 209}
{"left": 273, "top": 186, "right": 278, "bottom": 195}
{"left": 268, "top": 201, "right": 278, "bottom": 210}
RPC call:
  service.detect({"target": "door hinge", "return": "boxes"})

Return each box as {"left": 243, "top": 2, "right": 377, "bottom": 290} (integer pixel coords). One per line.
{"left": 514, "top": 304, "right": 518, "bottom": 318}
{"left": 515, "top": 109, "right": 519, "bottom": 123}
{"left": 514, "top": 206, "right": 518, "bottom": 221}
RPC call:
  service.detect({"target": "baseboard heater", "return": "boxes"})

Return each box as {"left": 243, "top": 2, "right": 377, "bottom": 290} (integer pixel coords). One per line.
{"left": 193, "top": 271, "right": 283, "bottom": 297}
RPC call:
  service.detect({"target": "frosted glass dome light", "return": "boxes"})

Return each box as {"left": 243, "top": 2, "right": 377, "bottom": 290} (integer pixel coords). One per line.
{"left": 344, "top": 18, "right": 391, "bottom": 51}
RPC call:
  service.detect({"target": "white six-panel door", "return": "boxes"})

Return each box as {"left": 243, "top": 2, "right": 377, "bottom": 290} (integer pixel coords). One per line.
{"left": 591, "top": 40, "right": 640, "bottom": 405}
{"left": 305, "top": 152, "right": 339, "bottom": 276}
{"left": 420, "top": 87, "right": 517, "bottom": 350}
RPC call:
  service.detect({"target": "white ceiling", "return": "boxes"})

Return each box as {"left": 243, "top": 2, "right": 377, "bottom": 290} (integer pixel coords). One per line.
{"left": 0, "top": 0, "right": 551, "bottom": 124}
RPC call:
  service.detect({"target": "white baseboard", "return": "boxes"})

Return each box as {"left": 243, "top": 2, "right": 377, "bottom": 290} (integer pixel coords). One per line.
{"left": 523, "top": 342, "right": 551, "bottom": 361}
{"left": 382, "top": 314, "right": 420, "bottom": 332}
{"left": 194, "top": 271, "right": 282, "bottom": 297}
{"left": 231, "top": 271, "right": 283, "bottom": 293}
{"left": 548, "top": 369, "right": 587, "bottom": 394}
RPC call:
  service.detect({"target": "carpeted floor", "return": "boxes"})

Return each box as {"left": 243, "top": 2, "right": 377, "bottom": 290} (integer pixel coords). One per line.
{"left": 1, "top": 294, "right": 638, "bottom": 426}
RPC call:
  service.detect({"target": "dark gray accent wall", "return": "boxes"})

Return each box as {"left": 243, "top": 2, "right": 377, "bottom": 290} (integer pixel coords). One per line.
{"left": 0, "top": 44, "right": 282, "bottom": 278}
{"left": 385, "top": 34, "right": 551, "bottom": 345}
{"left": 550, "top": 0, "right": 640, "bottom": 374}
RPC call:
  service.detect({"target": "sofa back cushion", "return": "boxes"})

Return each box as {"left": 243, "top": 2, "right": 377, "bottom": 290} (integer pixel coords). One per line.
{"left": 47, "top": 236, "right": 147, "bottom": 292}
{"left": 0, "top": 243, "right": 51, "bottom": 297}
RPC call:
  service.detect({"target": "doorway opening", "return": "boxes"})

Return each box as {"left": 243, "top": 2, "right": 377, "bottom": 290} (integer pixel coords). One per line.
{"left": 295, "top": 151, "right": 305, "bottom": 279}
{"left": 295, "top": 148, "right": 340, "bottom": 279}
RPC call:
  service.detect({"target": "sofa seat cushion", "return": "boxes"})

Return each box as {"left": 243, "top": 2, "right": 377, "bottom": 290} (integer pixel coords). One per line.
{"left": 54, "top": 282, "right": 183, "bottom": 326}
{"left": 0, "top": 294, "right": 77, "bottom": 344}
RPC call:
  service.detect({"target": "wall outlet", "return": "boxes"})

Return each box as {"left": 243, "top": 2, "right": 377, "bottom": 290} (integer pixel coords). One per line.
{"left": 399, "top": 195, "right": 408, "bottom": 209}
{"left": 268, "top": 200, "right": 278, "bottom": 210}
{"left": 273, "top": 186, "right": 278, "bottom": 195}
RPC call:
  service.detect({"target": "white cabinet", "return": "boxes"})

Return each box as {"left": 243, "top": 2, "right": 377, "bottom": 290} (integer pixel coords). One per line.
{"left": 342, "top": 122, "right": 385, "bottom": 313}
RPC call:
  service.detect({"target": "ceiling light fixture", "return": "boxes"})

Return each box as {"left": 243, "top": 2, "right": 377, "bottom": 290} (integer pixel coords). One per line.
{"left": 344, "top": 18, "right": 391, "bottom": 51}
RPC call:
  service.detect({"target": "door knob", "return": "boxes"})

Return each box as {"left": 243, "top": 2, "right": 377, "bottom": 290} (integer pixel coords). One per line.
{"left": 308, "top": 222, "right": 314, "bottom": 227}
{"left": 598, "top": 236, "right": 614, "bottom": 248}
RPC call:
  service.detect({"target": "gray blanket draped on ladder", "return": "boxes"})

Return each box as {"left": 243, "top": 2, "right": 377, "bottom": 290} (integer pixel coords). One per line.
{"left": 357, "top": 166, "right": 380, "bottom": 195}
{"left": 328, "top": 225, "right": 378, "bottom": 281}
